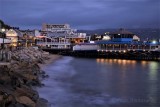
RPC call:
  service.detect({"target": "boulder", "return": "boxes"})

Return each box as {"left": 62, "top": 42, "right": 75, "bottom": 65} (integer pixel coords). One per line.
{"left": 0, "top": 48, "right": 51, "bottom": 107}
{"left": 36, "top": 98, "right": 50, "bottom": 107}
{"left": 16, "top": 96, "right": 36, "bottom": 107}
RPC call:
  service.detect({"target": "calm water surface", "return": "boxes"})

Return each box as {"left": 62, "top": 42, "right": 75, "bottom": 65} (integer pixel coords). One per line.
{"left": 37, "top": 56, "right": 160, "bottom": 107}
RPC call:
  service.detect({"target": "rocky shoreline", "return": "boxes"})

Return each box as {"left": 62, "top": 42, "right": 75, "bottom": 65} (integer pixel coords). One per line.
{"left": 0, "top": 48, "right": 61, "bottom": 107}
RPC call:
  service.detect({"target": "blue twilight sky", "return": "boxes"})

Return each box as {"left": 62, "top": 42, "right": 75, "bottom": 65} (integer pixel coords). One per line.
{"left": 0, "top": 0, "right": 160, "bottom": 30}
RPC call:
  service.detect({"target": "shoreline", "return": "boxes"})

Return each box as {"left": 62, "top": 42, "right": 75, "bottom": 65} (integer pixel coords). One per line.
{"left": 37, "top": 54, "right": 62, "bottom": 107}
{"left": 0, "top": 48, "right": 62, "bottom": 107}
{"left": 39, "top": 54, "right": 62, "bottom": 69}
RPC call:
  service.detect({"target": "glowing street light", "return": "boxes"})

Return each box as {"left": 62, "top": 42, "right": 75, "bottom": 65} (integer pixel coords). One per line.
{"left": 1, "top": 28, "right": 5, "bottom": 32}
{"left": 152, "top": 40, "right": 157, "bottom": 44}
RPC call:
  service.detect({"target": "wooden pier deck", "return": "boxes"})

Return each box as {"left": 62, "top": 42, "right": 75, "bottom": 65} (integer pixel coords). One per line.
{"left": 42, "top": 48, "right": 160, "bottom": 61}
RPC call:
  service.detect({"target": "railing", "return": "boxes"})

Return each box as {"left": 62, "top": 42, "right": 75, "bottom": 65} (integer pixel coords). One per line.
{"left": 0, "top": 50, "right": 12, "bottom": 62}
{"left": 37, "top": 42, "right": 71, "bottom": 45}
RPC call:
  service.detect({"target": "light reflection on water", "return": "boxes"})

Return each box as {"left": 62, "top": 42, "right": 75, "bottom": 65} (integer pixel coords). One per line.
{"left": 96, "top": 58, "right": 137, "bottom": 66}
{"left": 38, "top": 57, "right": 160, "bottom": 107}
{"left": 149, "top": 62, "right": 159, "bottom": 80}
{"left": 96, "top": 58, "right": 160, "bottom": 106}
{"left": 148, "top": 62, "right": 159, "bottom": 107}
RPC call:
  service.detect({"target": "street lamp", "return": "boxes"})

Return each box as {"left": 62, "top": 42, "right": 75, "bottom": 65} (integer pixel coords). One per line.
{"left": 0, "top": 28, "right": 5, "bottom": 61}
{"left": 1, "top": 28, "right": 5, "bottom": 49}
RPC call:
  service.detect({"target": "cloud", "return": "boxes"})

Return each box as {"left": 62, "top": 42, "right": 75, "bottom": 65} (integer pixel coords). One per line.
{"left": 0, "top": 0, "right": 159, "bottom": 29}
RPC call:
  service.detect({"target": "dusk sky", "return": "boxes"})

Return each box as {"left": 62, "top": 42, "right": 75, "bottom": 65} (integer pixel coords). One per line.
{"left": 0, "top": 0, "right": 159, "bottom": 30}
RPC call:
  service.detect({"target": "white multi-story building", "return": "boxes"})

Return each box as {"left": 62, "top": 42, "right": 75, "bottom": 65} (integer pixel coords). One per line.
{"left": 37, "top": 23, "right": 87, "bottom": 49}
{"left": 42, "top": 23, "right": 77, "bottom": 33}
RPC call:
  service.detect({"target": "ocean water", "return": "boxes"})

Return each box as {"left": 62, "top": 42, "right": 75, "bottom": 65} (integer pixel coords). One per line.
{"left": 37, "top": 56, "right": 160, "bottom": 107}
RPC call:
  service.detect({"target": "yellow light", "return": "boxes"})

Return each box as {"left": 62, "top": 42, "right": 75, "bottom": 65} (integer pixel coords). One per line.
{"left": 141, "top": 61, "right": 147, "bottom": 66}
{"left": 96, "top": 58, "right": 100, "bottom": 63}
{"left": 1, "top": 28, "right": 5, "bottom": 32}
{"left": 100, "top": 59, "right": 105, "bottom": 63}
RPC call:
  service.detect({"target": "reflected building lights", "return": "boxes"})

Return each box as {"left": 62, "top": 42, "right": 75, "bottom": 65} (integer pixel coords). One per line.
{"left": 96, "top": 58, "right": 159, "bottom": 106}
{"left": 148, "top": 62, "right": 159, "bottom": 106}
{"left": 141, "top": 61, "right": 148, "bottom": 67}
{"left": 101, "top": 59, "right": 105, "bottom": 63}
{"left": 96, "top": 58, "right": 100, "bottom": 63}
{"left": 149, "top": 62, "right": 158, "bottom": 80}
{"left": 96, "top": 58, "right": 136, "bottom": 66}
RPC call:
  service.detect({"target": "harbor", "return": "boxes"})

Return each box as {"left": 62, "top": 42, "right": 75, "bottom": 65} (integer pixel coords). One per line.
{"left": 1, "top": 0, "right": 160, "bottom": 107}
{"left": 1, "top": 1, "right": 160, "bottom": 107}
{"left": 37, "top": 28, "right": 160, "bottom": 61}
{"left": 0, "top": 19, "right": 160, "bottom": 106}
{"left": 37, "top": 56, "right": 160, "bottom": 107}
{"left": 0, "top": 21, "right": 159, "bottom": 61}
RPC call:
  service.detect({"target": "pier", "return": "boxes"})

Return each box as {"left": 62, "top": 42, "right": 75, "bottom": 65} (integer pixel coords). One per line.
{"left": 41, "top": 48, "right": 160, "bottom": 61}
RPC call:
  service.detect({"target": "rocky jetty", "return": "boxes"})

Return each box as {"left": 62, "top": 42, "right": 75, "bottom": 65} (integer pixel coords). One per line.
{"left": 0, "top": 48, "right": 51, "bottom": 107}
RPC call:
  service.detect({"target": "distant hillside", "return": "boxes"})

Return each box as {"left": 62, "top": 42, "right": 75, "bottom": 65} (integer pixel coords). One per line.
{"left": 0, "top": 19, "right": 12, "bottom": 29}
{"left": 78, "top": 28, "right": 160, "bottom": 40}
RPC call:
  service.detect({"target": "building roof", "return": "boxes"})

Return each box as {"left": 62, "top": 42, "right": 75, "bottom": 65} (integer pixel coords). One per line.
{"left": 6, "top": 29, "right": 23, "bottom": 37}
{"left": 14, "top": 29, "right": 23, "bottom": 37}
{"left": 96, "top": 40, "right": 160, "bottom": 45}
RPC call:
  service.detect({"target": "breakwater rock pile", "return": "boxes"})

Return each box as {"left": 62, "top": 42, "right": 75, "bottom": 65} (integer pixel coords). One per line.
{"left": 0, "top": 48, "right": 50, "bottom": 107}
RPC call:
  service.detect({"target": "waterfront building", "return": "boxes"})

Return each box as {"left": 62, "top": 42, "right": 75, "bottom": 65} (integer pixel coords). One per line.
{"left": 21, "top": 30, "right": 35, "bottom": 36}
{"left": 20, "top": 30, "right": 38, "bottom": 47}
{"left": 73, "top": 29, "right": 160, "bottom": 52}
{"left": 0, "top": 32, "right": 11, "bottom": 48}
{"left": 42, "top": 23, "right": 77, "bottom": 33}
{"left": 73, "top": 43, "right": 98, "bottom": 51}
{"left": 37, "top": 24, "right": 87, "bottom": 49}
{"left": 34, "top": 30, "right": 41, "bottom": 37}
{"left": 96, "top": 29, "right": 160, "bottom": 51}
{"left": 6, "top": 29, "right": 23, "bottom": 47}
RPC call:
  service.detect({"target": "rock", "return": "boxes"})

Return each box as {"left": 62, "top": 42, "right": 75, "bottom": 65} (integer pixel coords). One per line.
{"left": 0, "top": 48, "right": 51, "bottom": 107}
{"left": 36, "top": 98, "right": 50, "bottom": 107}
{"left": 8, "top": 103, "right": 25, "bottom": 107}
{"left": 16, "top": 96, "right": 36, "bottom": 107}
{"left": 0, "top": 95, "right": 3, "bottom": 102}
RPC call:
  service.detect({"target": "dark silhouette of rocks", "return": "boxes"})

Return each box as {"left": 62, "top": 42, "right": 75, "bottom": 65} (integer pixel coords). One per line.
{"left": 0, "top": 48, "right": 51, "bottom": 107}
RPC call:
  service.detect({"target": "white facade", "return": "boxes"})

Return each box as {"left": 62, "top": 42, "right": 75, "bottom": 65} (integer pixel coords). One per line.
{"left": 34, "top": 30, "right": 41, "bottom": 37}
{"left": 37, "top": 23, "right": 87, "bottom": 49}
{"left": 6, "top": 29, "right": 18, "bottom": 46}
{"left": 133, "top": 35, "right": 140, "bottom": 41}
{"left": 73, "top": 44, "right": 98, "bottom": 51}
{"left": 42, "top": 23, "right": 86, "bottom": 39}
{"left": 102, "top": 35, "right": 111, "bottom": 40}
{"left": 42, "top": 23, "right": 77, "bottom": 33}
